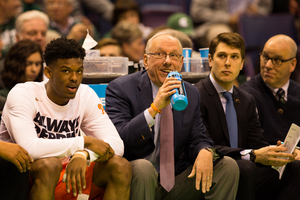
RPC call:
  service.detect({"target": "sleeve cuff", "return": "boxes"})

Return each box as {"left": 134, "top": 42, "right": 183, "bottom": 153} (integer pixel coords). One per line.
{"left": 144, "top": 109, "right": 155, "bottom": 128}
{"left": 85, "top": 149, "right": 100, "bottom": 166}
{"left": 240, "top": 149, "right": 252, "bottom": 160}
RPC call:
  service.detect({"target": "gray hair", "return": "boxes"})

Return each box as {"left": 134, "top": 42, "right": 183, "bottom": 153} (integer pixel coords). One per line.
{"left": 15, "top": 10, "right": 49, "bottom": 34}
{"left": 145, "top": 32, "right": 183, "bottom": 54}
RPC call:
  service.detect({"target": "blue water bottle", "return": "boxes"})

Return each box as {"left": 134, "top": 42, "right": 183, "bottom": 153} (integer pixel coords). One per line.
{"left": 167, "top": 71, "right": 188, "bottom": 111}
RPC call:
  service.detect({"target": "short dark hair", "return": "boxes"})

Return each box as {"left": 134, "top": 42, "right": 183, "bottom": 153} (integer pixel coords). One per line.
{"left": 2, "top": 39, "right": 44, "bottom": 89}
{"left": 209, "top": 32, "right": 245, "bottom": 60}
{"left": 94, "top": 38, "right": 121, "bottom": 49}
{"left": 44, "top": 37, "right": 85, "bottom": 66}
{"left": 112, "top": 0, "right": 141, "bottom": 26}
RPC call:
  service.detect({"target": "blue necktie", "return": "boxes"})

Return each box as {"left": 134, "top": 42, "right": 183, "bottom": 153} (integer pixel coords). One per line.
{"left": 222, "top": 92, "right": 238, "bottom": 148}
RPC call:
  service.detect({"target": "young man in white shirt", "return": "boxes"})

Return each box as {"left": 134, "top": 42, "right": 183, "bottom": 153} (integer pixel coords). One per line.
{"left": 0, "top": 37, "right": 131, "bottom": 200}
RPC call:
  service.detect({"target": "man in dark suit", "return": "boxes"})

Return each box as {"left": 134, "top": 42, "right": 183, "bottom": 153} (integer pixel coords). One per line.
{"left": 240, "top": 34, "right": 300, "bottom": 157}
{"left": 194, "top": 32, "right": 300, "bottom": 200}
{"left": 105, "top": 32, "right": 239, "bottom": 200}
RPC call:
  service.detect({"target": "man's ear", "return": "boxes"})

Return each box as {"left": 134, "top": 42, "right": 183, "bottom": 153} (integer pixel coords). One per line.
{"left": 289, "top": 58, "right": 297, "bottom": 73}
{"left": 122, "top": 42, "right": 129, "bottom": 55}
{"left": 44, "top": 66, "right": 52, "bottom": 79}
{"left": 143, "top": 54, "right": 148, "bottom": 70}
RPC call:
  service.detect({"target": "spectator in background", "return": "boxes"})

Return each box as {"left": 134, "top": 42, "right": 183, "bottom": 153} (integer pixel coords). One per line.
{"left": 112, "top": 0, "right": 152, "bottom": 40}
{"left": 0, "top": 0, "right": 22, "bottom": 58}
{"left": 0, "top": 10, "right": 49, "bottom": 90}
{"left": 94, "top": 38, "right": 123, "bottom": 57}
{"left": 15, "top": 10, "right": 49, "bottom": 52}
{"left": 272, "top": 0, "right": 300, "bottom": 42}
{"left": 44, "top": 0, "right": 100, "bottom": 43}
{"left": 22, "top": 0, "right": 42, "bottom": 12}
{"left": 190, "top": 0, "right": 272, "bottom": 48}
{"left": 0, "top": 39, "right": 44, "bottom": 110}
{"left": 166, "top": 12, "right": 195, "bottom": 41}
{"left": 111, "top": 21, "right": 145, "bottom": 74}
{"left": 35, "top": 0, "right": 113, "bottom": 23}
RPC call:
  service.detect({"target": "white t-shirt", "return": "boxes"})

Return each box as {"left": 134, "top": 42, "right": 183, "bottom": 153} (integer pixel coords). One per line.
{"left": 0, "top": 81, "right": 124, "bottom": 161}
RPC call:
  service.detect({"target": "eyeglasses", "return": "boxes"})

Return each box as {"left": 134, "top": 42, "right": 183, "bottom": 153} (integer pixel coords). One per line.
{"left": 260, "top": 52, "right": 295, "bottom": 66}
{"left": 147, "top": 52, "right": 182, "bottom": 61}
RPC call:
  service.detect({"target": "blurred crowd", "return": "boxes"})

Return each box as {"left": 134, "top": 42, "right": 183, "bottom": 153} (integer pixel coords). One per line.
{"left": 0, "top": 0, "right": 300, "bottom": 86}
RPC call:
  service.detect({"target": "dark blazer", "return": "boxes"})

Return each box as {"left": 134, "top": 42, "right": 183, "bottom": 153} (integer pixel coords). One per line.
{"left": 105, "top": 70, "right": 214, "bottom": 173}
{"left": 194, "top": 76, "right": 269, "bottom": 159}
{"left": 240, "top": 74, "right": 300, "bottom": 145}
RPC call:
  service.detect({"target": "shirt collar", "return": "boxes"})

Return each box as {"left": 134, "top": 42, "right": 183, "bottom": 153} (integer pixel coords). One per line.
{"left": 209, "top": 73, "right": 234, "bottom": 94}
{"left": 265, "top": 80, "right": 289, "bottom": 99}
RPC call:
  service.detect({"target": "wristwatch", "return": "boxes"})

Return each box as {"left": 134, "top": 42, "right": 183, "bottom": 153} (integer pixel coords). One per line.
{"left": 249, "top": 149, "right": 256, "bottom": 162}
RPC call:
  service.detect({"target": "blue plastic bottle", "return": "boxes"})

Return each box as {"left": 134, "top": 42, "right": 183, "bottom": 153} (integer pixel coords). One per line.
{"left": 167, "top": 71, "right": 188, "bottom": 111}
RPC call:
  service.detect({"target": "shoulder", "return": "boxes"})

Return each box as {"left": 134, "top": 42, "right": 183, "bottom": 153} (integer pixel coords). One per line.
{"left": 184, "top": 81, "right": 201, "bottom": 98}
{"left": 194, "top": 77, "right": 211, "bottom": 95}
{"left": 289, "top": 79, "right": 300, "bottom": 90}
{"left": 9, "top": 81, "right": 42, "bottom": 95}
{"left": 239, "top": 74, "right": 265, "bottom": 96}
{"left": 240, "top": 74, "right": 261, "bottom": 90}
{"left": 288, "top": 80, "right": 300, "bottom": 98}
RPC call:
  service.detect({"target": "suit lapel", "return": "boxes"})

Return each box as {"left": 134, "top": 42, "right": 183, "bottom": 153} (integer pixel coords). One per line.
{"left": 232, "top": 86, "right": 241, "bottom": 147}
{"left": 137, "top": 71, "right": 154, "bottom": 112}
{"left": 203, "top": 77, "right": 231, "bottom": 143}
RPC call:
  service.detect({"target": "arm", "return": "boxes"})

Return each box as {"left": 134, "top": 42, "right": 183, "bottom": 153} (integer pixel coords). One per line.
{"left": 79, "top": 85, "right": 124, "bottom": 157}
{"left": 252, "top": 0, "right": 273, "bottom": 15}
{"left": 105, "top": 76, "right": 180, "bottom": 160}
{"left": 0, "top": 141, "right": 33, "bottom": 173}
{"left": 81, "top": 0, "right": 113, "bottom": 21}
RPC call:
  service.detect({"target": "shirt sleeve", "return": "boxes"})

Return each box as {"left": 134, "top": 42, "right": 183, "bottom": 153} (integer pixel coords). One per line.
{"left": 80, "top": 86, "right": 124, "bottom": 156}
{"left": 144, "top": 109, "right": 155, "bottom": 128}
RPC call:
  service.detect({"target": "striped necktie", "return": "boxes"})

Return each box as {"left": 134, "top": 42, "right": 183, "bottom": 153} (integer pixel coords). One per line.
{"left": 276, "top": 88, "right": 286, "bottom": 104}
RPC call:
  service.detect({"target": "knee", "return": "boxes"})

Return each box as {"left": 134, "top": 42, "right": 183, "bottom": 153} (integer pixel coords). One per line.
{"left": 30, "top": 157, "right": 62, "bottom": 183}
{"left": 219, "top": 156, "right": 239, "bottom": 177}
{"left": 106, "top": 155, "right": 132, "bottom": 184}
{"left": 286, "top": 160, "right": 300, "bottom": 177}
{"left": 237, "top": 160, "right": 257, "bottom": 178}
{"left": 130, "top": 159, "right": 158, "bottom": 183}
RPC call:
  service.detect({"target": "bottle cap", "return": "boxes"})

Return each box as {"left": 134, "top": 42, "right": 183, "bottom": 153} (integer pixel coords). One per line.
{"left": 171, "top": 94, "right": 188, "bottom": 111}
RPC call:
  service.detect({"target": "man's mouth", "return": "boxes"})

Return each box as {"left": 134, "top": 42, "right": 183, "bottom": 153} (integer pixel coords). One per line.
{"left": 161, "top": 69, "right": 173, "bottom": 74}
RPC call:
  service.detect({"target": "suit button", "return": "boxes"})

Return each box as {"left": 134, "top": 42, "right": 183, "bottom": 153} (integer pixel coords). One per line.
{"left": 278, "top": 109, "right": 284, "bottom": 114}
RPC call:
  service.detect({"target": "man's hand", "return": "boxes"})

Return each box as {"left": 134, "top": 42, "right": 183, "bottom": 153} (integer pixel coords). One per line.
{"left": 188, "top": 148, "right": 213, "bottom": 193}
{"left": 254, "top": 146, "right": 295, "bottom": 166}
{"left": 64, "top": 155, "right": 87, "bottom": 197}
{"left": 0, "top": 141, "right": 33, "bottom": 173}
{"left": 84, "top": 136, "right": 114, "bottom": 162}
{"left": 294, "top": 149, "right": 300, "bottom": 160}
{"left": 149, "top": 77, "right": 180, "bottom": 117}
